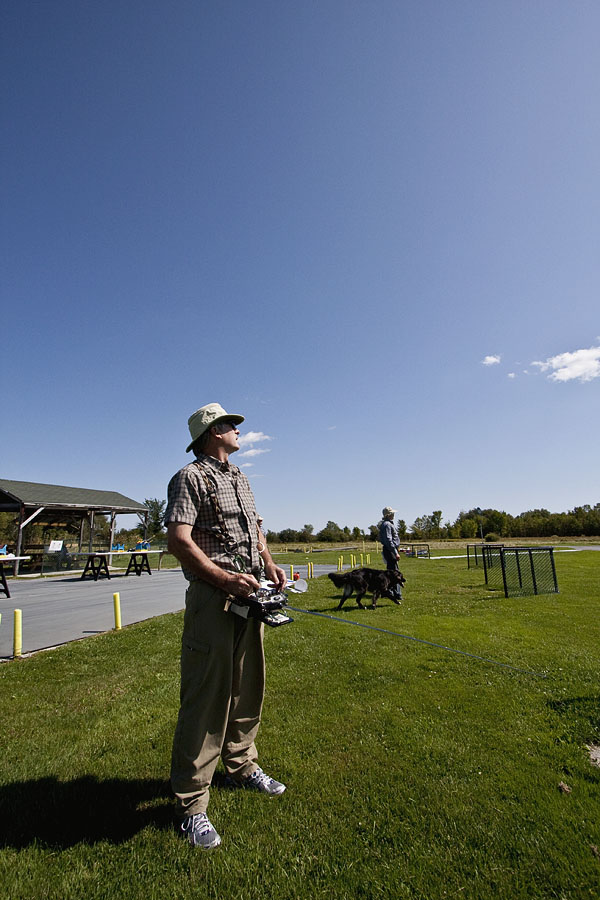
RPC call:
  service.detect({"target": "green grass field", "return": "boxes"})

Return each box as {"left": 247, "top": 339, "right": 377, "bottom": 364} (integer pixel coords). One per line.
{"left": 0, "top": 550, "right": 598, "bottom": 899}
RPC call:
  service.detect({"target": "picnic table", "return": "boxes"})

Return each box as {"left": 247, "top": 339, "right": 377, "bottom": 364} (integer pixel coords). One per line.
{"left": 0, "top": 556, "right": 31, "bottom": 598}
{"left": 80, "top": 550, "right": 164, "bottom": 581}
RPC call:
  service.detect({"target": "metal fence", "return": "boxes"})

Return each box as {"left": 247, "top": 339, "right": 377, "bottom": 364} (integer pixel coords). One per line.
{"left": 482, "top": 546, "right": 559, "bottom": 598}
{"left": 467, "top": 543, "right": 505, "bottom": 568}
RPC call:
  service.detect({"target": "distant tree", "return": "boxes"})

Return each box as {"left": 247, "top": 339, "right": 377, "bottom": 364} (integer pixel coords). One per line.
{"left": 368, "top": 524, "right": 379, "bottom": 541}
{"left": 0, "top": 512, "right": 17, "bottom": 546}
{"left": 316, "top": 520, "right": 345, "bottom": 542}
{"left": 412, "top": 515, "right": 434, "bottom": 539}
{"left": 144, "top": 498, "right": 166, "bottom": 538}
{"left": 300, "top": 524, "right": 314, "bottom": 543}
{"left": 115, "top": 525, "right": 144, "bottom": 547}
{"left": 431, "top": 510, "right": 443, "bottom": 538}
{"left": 459, "top": 518, "right": 478, "bottom": 539}
{"left": 396, "top": 519, "right": 407, "bottom": 540}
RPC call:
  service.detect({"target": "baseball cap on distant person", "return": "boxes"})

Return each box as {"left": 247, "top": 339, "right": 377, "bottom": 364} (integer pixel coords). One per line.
{"left": 382, "top": 507, "right": 396, "bottom": 517}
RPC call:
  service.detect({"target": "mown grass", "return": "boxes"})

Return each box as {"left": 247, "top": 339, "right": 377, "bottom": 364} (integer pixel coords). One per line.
{"left": 0, "top": 552, "right": 599, "bottom": 898}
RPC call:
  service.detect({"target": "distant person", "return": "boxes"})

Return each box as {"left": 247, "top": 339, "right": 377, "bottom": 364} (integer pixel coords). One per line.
{"left": 379, "top": 506, "right": 403, "bottom": 601}
{"left": 165, "top": 402, "right": 287, "bottom": 850}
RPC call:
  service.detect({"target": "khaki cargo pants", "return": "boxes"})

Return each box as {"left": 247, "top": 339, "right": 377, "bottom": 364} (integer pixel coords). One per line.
{"left": 170, "top": 579, "right": 265, "bottom": 818}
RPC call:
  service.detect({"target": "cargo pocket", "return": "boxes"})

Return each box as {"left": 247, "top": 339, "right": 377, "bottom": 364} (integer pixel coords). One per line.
{"left": 183, "top": 636, "right": 210, "bottom": 655}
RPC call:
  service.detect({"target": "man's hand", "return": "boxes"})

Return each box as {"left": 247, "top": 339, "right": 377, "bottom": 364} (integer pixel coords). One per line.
{"left": 264, "top": 562, "right": 287, "bottom": 591}
{"left": 224, "top": 571, "right": 261, "bottom": 597}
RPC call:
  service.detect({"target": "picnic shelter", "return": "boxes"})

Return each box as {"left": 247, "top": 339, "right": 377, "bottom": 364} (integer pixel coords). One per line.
{"left": 0, "top": 479, "right": 148, "bottom": 574}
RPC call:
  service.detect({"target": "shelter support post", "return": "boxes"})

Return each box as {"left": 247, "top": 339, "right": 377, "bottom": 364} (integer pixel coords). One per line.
{"left": 79, "top": 516, "right": 85, "bottom": 552}
{"left": 14, "top": 505, "right": 24, "bottom": 575}
{"left": 109, "top": 512, "right": 116, "bottom": 561}
{"left": 15, "top": 506, "right": 45, "bottom": 575}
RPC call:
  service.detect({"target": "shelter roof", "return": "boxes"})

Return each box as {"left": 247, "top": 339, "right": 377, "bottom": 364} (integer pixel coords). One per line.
{"left": 0, "top": 479, "right": 146, "bottom": 514}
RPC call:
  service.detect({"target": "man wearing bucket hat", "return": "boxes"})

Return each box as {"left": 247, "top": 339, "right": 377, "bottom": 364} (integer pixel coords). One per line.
{"left": 165, "top": 402, "right": 287, "bottom": 850}
{"left": 379, "top": 506, "right": 403, "bottom": 602}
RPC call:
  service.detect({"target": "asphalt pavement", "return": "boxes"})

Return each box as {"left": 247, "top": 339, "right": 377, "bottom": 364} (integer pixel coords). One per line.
{"left": 0, "top": 569, "right": 187, "bottom": 659}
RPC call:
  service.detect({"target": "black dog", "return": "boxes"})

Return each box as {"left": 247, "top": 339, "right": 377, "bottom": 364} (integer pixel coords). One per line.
{"left": 328, "top": 567, "right": 406, "bottom": 610}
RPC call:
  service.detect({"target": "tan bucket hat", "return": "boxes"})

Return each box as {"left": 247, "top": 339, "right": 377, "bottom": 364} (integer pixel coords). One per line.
{"left": 186, "top": 402, "right": 244, "bottom": 452}
{"left": 382, "top": 506, "right": 396, "bottom": 518}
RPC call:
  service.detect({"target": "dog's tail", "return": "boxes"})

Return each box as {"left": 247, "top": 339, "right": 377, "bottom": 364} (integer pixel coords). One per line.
{"left": 327, "top": 572, "right": 346, "bottom": 587}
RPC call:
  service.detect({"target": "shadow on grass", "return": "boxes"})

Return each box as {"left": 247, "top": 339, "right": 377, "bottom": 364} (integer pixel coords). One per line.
{"left": 0, "top": 775, "right": 172, "bottom": 848}
{"left": 547, "top": 695, "right": 600, "bottom": 719}
{"left": 547, "top": 694, "right": 600, "bottom": 742}
{"left": 296, "top": 594, "right": 400, "bottom": 613}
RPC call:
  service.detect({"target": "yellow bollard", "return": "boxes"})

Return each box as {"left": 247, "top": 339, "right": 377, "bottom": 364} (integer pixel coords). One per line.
{"left": 13, "top": 609, "right": 22, "bottom": 658}
{"left": 360, "top": 554, "right": 364, "bottom": 566}
{"left": 113, "top": 592, "right": 122, "bottom": 630}
{"left": 290, "top": 565, "right": 294, "bottom": 580}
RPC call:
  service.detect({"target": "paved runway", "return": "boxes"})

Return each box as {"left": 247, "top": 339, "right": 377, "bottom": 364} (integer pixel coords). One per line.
{"left": 0, "top": 569, "right": 188, "bottom": 659}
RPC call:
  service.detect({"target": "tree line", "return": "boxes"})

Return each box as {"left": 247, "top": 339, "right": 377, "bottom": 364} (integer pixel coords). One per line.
{"left": 408, "top": 504, "right": 600, "bottom": 540}
{"left": 266, "top": 503, "right": 600, "bottom": 543}
{"left": 2, "top": 499, "right": 598, "bottom": 549}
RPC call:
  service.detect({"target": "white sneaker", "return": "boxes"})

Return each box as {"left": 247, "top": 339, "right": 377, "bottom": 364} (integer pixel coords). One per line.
{"left": 180, "top": 812, "right": 221, "bottom": 849}
{"left": 240, "top": 767, "right": 286, "bottom": 795}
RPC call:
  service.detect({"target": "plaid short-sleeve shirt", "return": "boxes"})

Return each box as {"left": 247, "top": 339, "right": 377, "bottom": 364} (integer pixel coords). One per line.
{"left": 165, "top": 453, "right": 261, "bottom": 582}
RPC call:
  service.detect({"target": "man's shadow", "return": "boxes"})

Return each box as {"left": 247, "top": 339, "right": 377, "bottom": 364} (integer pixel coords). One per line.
{"left": 0, "top": 776, "right": 172, "bottom": 848}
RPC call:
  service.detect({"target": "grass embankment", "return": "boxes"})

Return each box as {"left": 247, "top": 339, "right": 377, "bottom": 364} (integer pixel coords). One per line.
{"left": 0, "top": 552, "right": 598, "bottom": 899}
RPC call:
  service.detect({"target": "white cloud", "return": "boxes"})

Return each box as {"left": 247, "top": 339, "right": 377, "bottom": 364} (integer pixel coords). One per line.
{"left": 240, "top": 462, "right": 254, "bottom": 468}
{"left": 239, "top": 447, "right": 271, "bottom": 458}
{"left": 508, "top": 372, "right": 516, "bottom": 379}
{"left": 481, "top": 355, "right": 501, "bottom": 366}
{"left": 238, "top": 431, "right": 272, "bottom": 446}
{"left": 531, "top": 344, "right": 600, "bottom": 383}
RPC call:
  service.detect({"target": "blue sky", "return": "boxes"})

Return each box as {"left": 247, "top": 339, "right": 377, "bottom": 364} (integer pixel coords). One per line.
{"left": 2, "top": 1, "right": 598, "bottom": 533}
